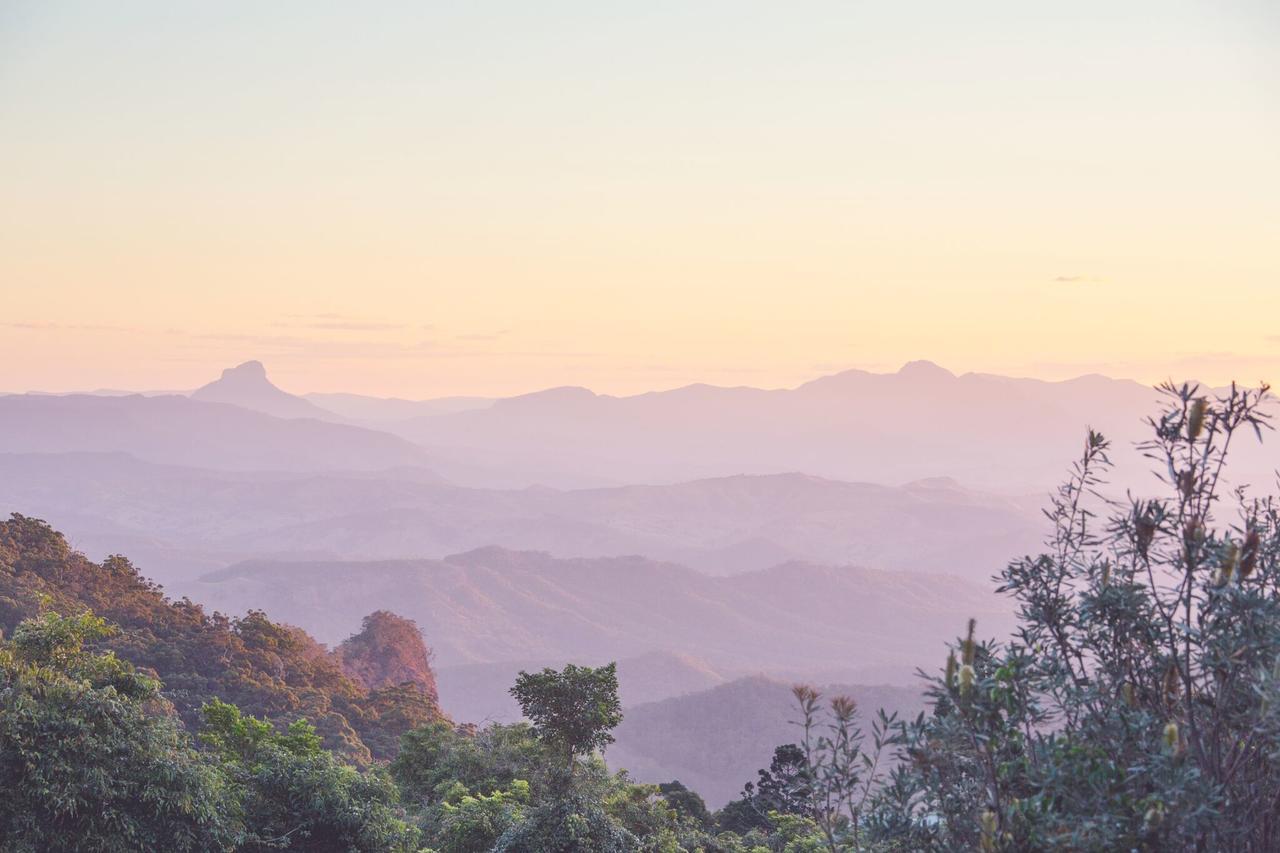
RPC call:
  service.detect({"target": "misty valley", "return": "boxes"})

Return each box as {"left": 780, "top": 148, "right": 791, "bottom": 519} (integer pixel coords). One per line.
{"left": 2, "top": 362, "right": 1277, "bottom": 850}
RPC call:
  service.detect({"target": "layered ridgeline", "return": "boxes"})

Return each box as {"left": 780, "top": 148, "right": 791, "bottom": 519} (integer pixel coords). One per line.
{"left": 0, "top": 392, "right": 434, "bottom": 473}
{"left": 389, "top": 361, "right": 1170, "bottom": 490}
{"left": 193, "top": 548, "right": 1012, "bottom": 675}
{"left": 0, "top": 514, "right": 444, "bottom": 764}
{"left": 0, "top": 452, "right": 1042, "bottom": 586}
{"left": 12, "top": 359, "right": 1274, "bottom": 496}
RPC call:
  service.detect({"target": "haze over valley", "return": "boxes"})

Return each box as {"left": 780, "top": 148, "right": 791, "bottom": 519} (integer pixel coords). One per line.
{"left": 5, "top": 358, "right": 1271, "bottom": 801}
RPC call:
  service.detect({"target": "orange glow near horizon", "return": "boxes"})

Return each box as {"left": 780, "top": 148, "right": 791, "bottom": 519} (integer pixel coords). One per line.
{"left": 1, "top": 2, "right": 1277, "bottom": 398}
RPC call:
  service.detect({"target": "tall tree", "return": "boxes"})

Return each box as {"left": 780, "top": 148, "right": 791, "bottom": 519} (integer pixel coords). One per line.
{"left": 510, "top": 662, "right": 623, "bottom": 774}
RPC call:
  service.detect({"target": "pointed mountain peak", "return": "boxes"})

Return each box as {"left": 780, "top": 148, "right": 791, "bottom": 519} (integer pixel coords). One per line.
{"left": 192, "top": 361, "right": 336, "bottom": 420}
{"left": 897, "top": 360, "right": 955, "bottom": 380}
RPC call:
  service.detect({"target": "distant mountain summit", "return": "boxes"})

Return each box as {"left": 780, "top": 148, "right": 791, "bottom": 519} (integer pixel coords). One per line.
{"left": 192, "top": 360, "right": 336, "bottom": 420}
{"left": 895, "top": 359, "right": 956, "bottom": 381}
{"left": 0, "top": 392, "right": 434, "bottom": 473}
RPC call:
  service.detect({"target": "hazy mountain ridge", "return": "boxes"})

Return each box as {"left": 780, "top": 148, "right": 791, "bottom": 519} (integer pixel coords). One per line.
{"left": 387, "top": 361, "right": 1173, "bottom": 490}
{"left": 13, "top": 359, "right": 1269, "bottom": 494}
{"left": 388, "top": 362, "right": 1275, "bottom": 493}
{"left": 0, "top": 393, "right": 434, "bottom": 473}
{"left": 0, "top": 452, "right": 1043, "bottom": 588}
{"left": 610, "top": 675, "right": 928, "bottom": 808}
{"left": 304, "top": 391, "right": 495, "bottom": 423}
{"left": 193, "top": 547, "right": 1013, "bottom": 674}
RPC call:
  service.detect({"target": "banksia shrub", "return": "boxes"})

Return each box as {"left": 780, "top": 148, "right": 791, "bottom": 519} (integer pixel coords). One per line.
{"left": 862, "top": 381, "right": 1276, "bottom": 852}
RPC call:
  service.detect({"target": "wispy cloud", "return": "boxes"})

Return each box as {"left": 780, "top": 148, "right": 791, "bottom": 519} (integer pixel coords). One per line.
{"left": 4, "top": 320, "right": 161, "bottom": 333}
{"left": 1027, "top": 351, "right": 1279, "bottom": 384}
{"left": 1051, "top": 275, "right": 1103, "bottom": 284}
{"left": 273, "top": 314, "right": 407, "bottom": 332}
{"left": 811, "top": 361, "right": 895, "bottom": 374}
{"left": 456, "top": 329, "right": 512, "bottom": 342}
{"left": 190, "top": 332, "right": 438, "bottom": 360}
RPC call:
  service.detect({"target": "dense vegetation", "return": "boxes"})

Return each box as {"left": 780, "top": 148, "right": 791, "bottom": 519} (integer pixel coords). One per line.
{"left": 0, "top": 600, "right": 821, "bottom": 851}
{"left": 863, "top": 382, "right": 1280, "bottom": 851}
{"left": 0, "top": 516, "right": 831, "bottom": 851}
{"left": 2, "top": 382, "right": 1277, "bottom": 850}
{"left": 748, "top": 383, "right": 1280, "bottom": 851}
{"left": 0, "top": 515, "right": 443, "bottom": 764}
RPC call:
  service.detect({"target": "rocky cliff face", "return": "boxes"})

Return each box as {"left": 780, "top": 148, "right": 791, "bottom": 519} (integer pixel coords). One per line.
{"left": 336, "top": 610, "right": 440, "bottom": 703}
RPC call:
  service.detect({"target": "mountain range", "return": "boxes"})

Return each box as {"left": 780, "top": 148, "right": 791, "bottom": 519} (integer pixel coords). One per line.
{"left": 0, "top": 392, "right": 432, "bottom": 473}
{"left": 5, "top": 357, "right": 1272, "bottom": 816}
{"left": 11, "top": 359, "right": 1272, "bottom": 493}
{"left": 0, "top": 451, "right": 1043, "bottom": 587}
{"left": 385, "top": 360, "right": 1175, "bottom": 490}
{"left": 191, "top": 547, "right": 1011, "bottom": 676}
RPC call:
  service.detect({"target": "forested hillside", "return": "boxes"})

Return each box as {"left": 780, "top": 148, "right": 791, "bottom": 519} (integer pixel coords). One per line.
{"left": 0, "top": 514, "right": 871, "bottom": 850}
{"left": 0, "top": 514, "right": 442, "bottom": 763}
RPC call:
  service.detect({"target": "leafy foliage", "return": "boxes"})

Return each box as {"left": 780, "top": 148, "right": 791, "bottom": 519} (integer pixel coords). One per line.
{"left": 0, "top": 514, "right": 443, "bottom": 763}
{"left": 750, "top": 745, "right": 813, "bottom": 820}
{"left": 510, "top": 662, "right": 624, "bottom": 772}
{"left": 202, "top": 700, "right": 420, "bottom": 852}
{"left": 860, "top": 382, "right": 1280, "bottom": 851}
{"left": 789, "top": 689, "right": 895, "bottom": 850}
{"left": 0, "top": 609, "right": 422, "bottom": 852}
{"left": 0, "top": 611, "right": 235, "bottom": 851}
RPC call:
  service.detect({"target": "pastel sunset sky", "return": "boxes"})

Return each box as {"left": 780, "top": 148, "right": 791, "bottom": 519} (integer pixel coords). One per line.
{"left": 2, "top": 1, "right": 1277, "bottom": 397}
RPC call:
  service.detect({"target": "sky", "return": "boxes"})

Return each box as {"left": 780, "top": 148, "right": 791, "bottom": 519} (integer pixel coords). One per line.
{"left": 1, "top": 1, "right": 1278, "bottom": 398}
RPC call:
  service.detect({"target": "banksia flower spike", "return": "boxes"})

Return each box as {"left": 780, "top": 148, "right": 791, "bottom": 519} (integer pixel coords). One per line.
{"left": 1187, "top": 397, "right": 1207, "bottom": 442}
{"left": 1121, "top": 681, "right": 1135, "bottom": 708}
{"left": 1163, "top": 721, "right": 1181, "bottom": 754}
{"left": 959, "top": 664, "right": 976, "bottom": 697}
{"left": 1163, "top": 662, "right": 1181, "bottom": 706}
{"left": 945, "top": 651, "right": 957, "bottom": 690}
{"left": 1135, "top": 511, "right": 1158, "bottom": 558}
{"left": 980, "top": 810, "right": 998, "bottom": 853}
{"left": 830, "top": 695, "right": 857, "bottom": 723}
{"left": 1177, "top": 469, "right": 1195, "bottom": 499}
{"left": 963, "top": 618, "right": 977, "bottom": 666}
{"left": 1240, "top": 528, "right": 1260, "bottom": 579}
{"left": 792, "top": 684, "right": 820, "bottom": 709}
{"left": 1221, "top": 541, "right": 1240, "bottom": 586}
